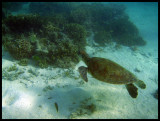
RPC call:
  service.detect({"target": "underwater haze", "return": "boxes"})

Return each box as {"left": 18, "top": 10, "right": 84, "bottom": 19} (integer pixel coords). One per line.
{"left": 2, "top": 2, "right": 158, "bottom": 119}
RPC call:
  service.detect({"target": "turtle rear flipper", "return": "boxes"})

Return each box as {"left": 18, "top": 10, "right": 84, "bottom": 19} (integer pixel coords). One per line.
{"left": 78, "top": 66, "right": 88, "bottom": 82}
{"left": 134, "top": 80, "right": 146, "bottom": 89}
{"left": 125, "top": 84, "right": 138, "bottom": 98}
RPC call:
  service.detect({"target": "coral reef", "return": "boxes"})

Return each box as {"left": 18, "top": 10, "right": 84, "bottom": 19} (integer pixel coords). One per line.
{"left": 64, "top": 23, "right": 87, "bottom": 50}
{"left": 94, "top": 31, "right": 112, "bottom": 46}
{"left": 48, "top": 14, "right": 67, "bottom": 28}
{"left": 29, "top": 2, "right": 72, "bottom": 16}
{"left": 64, "top": 23, "right": 86, "bottom": 41}
{"left": 88, "top": 3, "right": 145, "bottom": 47}
{"left": 5, "top": 37, "right": 34, "bottom": 59}
{"left": 3, "top": 14, "right": 44, "bottom": 34}
{"left": 109, "top": 17, "right": 146, "bottom": 46}
{"left": 2, "top": 34, "right": 14, "bottom": 48}
{"left": 70, "top": 8, "right": 90, "bottom": 24}
{"left": 48, "top": 37, "right": 80, "bottom": 68}
{"left": 42, "top": 21, "right": 61, "bottom": 42}
{"left": 2, "top": 2, "right": 146, "bottom": 68}
{"left": 2, "top": 20, "right": 9, "bottom": 35}
{"left": 29, "top": 2, "right": 54, "bottom": 16}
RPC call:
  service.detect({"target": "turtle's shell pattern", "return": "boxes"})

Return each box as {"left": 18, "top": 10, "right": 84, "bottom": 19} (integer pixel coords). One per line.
{"left": 87, "top": 57, "right": 138, "bottom": 84}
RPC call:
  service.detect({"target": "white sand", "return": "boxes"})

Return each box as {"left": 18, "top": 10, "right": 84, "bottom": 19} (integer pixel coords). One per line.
{"left": 2, "top": 3, "right": 158, "bottom": 119}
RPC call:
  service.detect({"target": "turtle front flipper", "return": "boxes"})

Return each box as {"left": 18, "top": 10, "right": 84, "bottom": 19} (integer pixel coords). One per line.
{"left": 78, "top": 66, "right": 88, "bottom": 82}
{"left": 125, "top": 84, "right": 138, "bottom": 98}
{"left": 134, "top": 80, "right": 146, "bottom": 89}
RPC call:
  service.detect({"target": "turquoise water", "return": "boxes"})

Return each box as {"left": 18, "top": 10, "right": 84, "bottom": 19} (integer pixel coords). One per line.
{"left": 2, "top": 2, "right": 158, "bottom": 119}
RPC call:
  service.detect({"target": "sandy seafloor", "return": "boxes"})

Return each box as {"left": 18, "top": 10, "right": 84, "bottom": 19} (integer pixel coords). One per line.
{"left": 2, "top": 2, "right": 158, "bottom": 119}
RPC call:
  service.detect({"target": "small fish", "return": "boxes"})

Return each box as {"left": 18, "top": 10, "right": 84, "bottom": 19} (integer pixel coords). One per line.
{"left": 54, "top": 102, "right": 58, "bottom": 112}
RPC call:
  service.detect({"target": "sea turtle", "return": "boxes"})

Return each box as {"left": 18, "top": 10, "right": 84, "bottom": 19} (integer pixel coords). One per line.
{"left": 78, "top": 51, "right": 146, "bottom": 98}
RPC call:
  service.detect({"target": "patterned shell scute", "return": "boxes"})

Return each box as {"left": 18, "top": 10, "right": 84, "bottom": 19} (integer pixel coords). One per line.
{"left": 88, "top": 57, "right": 137, "bottom": 84}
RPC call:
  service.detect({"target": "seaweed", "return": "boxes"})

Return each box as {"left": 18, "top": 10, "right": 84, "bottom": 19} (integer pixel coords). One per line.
{"left": 7, "top": 64, "right": 18, "bottom": 72}
{"left": 37, "top": 59, "right": 49, "bottom": 68}
{"left": 38, "top": 105, "right": 42, "bottom": 108}
{"left": 2, "top": 66, "right": 24, "bottom": 81}
{"left": 32, "top": 55, "right": 49, "bottom": 68}
{"left": 28, "top": 68, "right": 39, "bottom": 76}
{"left": 18, "top": 58, "right": 29, "bottom": 66}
